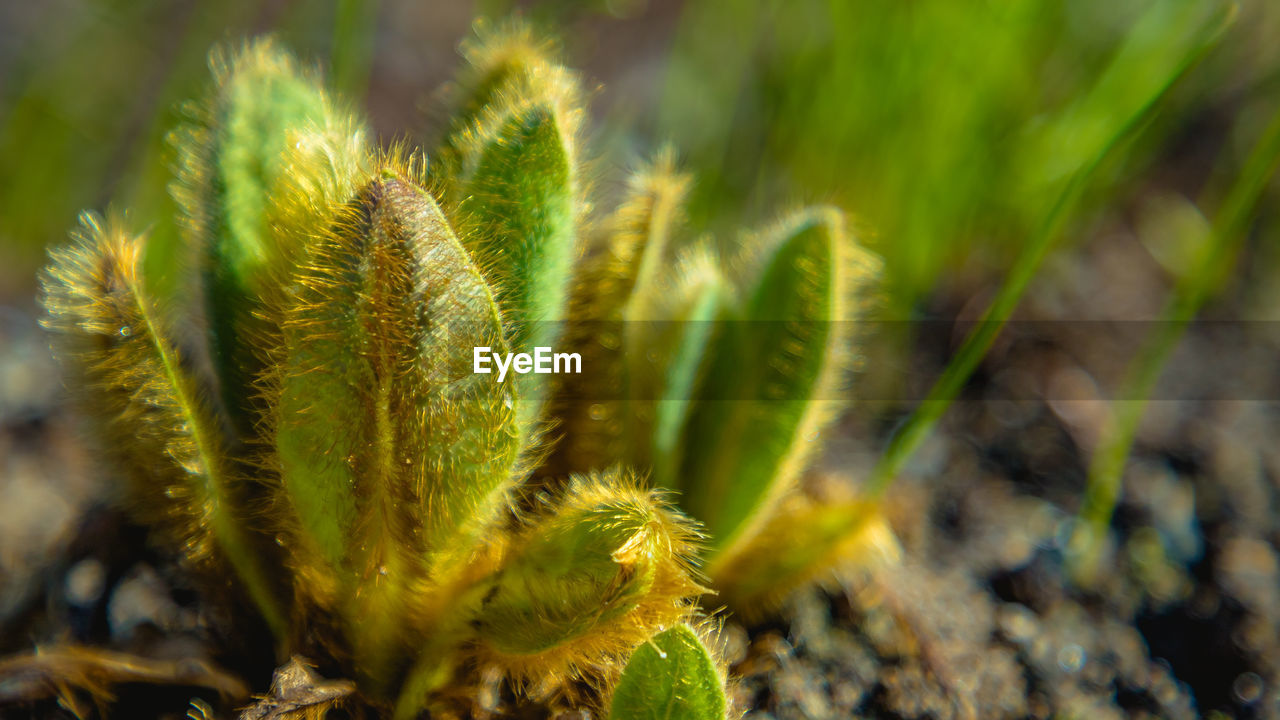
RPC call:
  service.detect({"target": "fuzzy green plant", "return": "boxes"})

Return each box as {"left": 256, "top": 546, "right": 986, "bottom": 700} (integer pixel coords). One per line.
{"left": 39, "top": 33, "right": 726, "bottom": 719}
{"left": 546, "top": 151, "right": 901, "bottom": 612}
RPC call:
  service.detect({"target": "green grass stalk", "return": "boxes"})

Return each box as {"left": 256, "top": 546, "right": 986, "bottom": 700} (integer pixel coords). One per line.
{"left": 864, "top": 2, "right": 1236, "bottom": 502}
{"left": 1069, "top": 105, "right": 1280, "bottom": 583}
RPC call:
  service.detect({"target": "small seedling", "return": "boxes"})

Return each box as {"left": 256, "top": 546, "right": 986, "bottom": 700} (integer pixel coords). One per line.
{"left": 40, "top": 31, "right": 723, "bottom": 718}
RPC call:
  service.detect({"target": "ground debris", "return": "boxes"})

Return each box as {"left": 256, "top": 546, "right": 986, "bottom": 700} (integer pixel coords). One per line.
{"left": 0, "top": 644, "right": 249, "bottom": 718}
{"left": 238, "top": 658, "right": 358, "bottom": 720}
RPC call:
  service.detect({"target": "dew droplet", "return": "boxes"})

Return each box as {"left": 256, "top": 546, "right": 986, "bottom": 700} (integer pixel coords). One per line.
{"left": 118, "top": 325, "right": 132, "bottom": 337}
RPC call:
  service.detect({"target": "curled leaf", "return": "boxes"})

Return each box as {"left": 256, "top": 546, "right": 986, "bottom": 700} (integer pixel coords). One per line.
{"left": 470, "top": 471, "right": 705, "bottom": 685}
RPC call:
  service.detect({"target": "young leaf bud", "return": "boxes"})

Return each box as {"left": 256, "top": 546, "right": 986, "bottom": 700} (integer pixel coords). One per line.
{"left": 273, "top": 169, "right": 520, "bottom": 688}
{"left": 470, "top": 472, "right": 705, "bottom": 685}
{"left": 435, "top": 21, "right": 559, "bottom": 188}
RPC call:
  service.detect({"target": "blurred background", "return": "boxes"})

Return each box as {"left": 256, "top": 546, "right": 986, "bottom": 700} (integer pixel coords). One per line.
{"left": 2, "top": 0, "right": 1279, "bottom": 387}
{"left": 3, "top": 0, "right": 1280, "bottom": 717}
{"left": 2, "top": 0, "right": 1275, "bottom": 307}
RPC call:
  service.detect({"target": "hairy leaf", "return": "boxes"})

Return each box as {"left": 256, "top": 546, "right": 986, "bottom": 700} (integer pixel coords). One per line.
{"left": 449, "top": 59, "right": 582, "bottom": 435}
{"left": 171, "top": 38, "right": 361, "bottom": 434}
{"left": 435, "top": 21, "right": 559, "bottom": 189}
{"left": 550, "top": 152, "right": 692, "bottom": 476}
{"left": 40, "top": 213, "right": 287, "bottom": 636}
{"left": 677, "top": 209, "right": 858, "bottom": 564}
{"left": 609, "top": 624, "right": 726, "bottom": 720}
{"left": 274, "top": 170, "right": 518, "bottom": 689}
{"left": 470, "top": 472, "right": 704, "bottom": 684}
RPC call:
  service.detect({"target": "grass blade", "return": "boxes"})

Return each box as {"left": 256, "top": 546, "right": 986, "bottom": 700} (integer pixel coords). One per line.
{"left": 331, "top": 0, "right": 379, "bottom": 100}
{"left": 865, "top": 0, "right": 1236, "bottom": 500}
{"left": 1070, "top": 104, "right": 1280, "bottom": 581}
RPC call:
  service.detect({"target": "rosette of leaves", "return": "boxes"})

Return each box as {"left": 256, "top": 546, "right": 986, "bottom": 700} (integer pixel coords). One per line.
{"left": 39, "top": 33, "right": 725, "bottom": 719}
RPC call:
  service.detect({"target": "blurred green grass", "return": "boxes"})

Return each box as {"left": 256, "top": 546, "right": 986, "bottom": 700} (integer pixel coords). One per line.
{"left": 654, "top": 0, "right": 1279, "bottom": 314}
{"left": 638, "top": 0, "right": 1279, "bottom": 537}
{"left": 0, "top": 0, "right": 358, "bottom": 302}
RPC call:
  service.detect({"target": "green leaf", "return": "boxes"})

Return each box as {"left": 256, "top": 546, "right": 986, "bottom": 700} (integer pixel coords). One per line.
{"left": 40, "top": 214, "right": 287, "bottom": 638}
{"left": 624, "top": 246, "right": 727, "bottom": 486}
{"left": 545, "top": 151, "right": 691, "bottom": 478}
{"left": 393, "top": 473, "right": 704, "bottom": 719}
{"left": 676, "top": 209, "right": 851, "bottom": 561}
{"left": 609, "top": 625, "right": 726, "bottom": 720}
{"left": 170, "top": 38, "right": 359, "bottom": 435}
{"left": 472, "top": 481, "right": 669, "bottom": 657}
{"left": 459, "top": 102, "right": 576, "bottom": 348}
{"left": 435, "top": 20, "right": 557, "bottom": 188}
{"left": 452, "top": 76, "right": 580, "bottom": 432}
{"left": 274, "top": 173, "right": 519, "bottom": 691}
